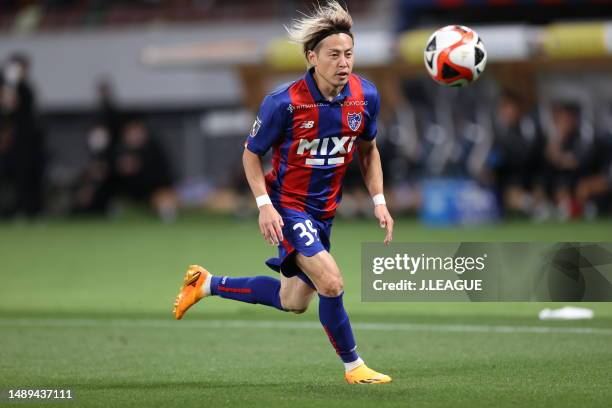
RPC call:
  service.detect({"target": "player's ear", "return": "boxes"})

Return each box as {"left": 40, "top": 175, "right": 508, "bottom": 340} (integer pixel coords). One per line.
{"left": 307, "top": 50, "right": 317, "bottom": 67}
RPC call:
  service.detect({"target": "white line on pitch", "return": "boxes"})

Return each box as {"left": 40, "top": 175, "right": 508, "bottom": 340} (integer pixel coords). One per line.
{"left": 1, "top": 317, "right": 611, "bottom": 336}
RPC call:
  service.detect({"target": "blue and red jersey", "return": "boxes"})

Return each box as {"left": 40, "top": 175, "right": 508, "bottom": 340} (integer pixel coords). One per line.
{"left": 245, "top": 68, "right": 380, "bottom": 220}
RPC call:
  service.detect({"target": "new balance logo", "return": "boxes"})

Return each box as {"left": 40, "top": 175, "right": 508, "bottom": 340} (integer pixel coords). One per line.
{"left": 300, "top": 121, "right": 315, "bottom": 129}
{"left": 297, "top": 136, "right": 357, "bottom": 166}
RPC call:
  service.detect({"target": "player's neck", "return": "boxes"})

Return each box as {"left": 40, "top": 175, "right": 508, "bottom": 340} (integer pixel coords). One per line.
{"left": 312, "top": 71, "right": 343, "bottom": 101}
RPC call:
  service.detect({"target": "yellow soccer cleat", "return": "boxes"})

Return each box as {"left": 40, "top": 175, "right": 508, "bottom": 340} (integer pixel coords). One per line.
{"left": 345, "top": 364, "right": 392, "bottom": 384}
{"left": 173, "top": 265, "right": 209, "bottom": 320}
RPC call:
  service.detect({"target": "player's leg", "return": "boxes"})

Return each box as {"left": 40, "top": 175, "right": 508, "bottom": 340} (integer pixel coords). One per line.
{"left": 173, "top": 211, "right": 318, "bottom": 319}
{"left": 296, "top": 251, "right": 391, "bottom": 384}
{"left": 173, "top": 265, "right": 286, "bottom": 319}
{"left": 279, "top": 273, "right": 316, "bottom": 314}
{"left": 173, "top": 264, "right": 317, "bottom": 319}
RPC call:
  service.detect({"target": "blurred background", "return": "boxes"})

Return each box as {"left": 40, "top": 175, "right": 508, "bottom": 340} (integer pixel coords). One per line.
{"left": 1, "top": 3, "right": 612, "bottom": 405}
{"left": 0, "top": 0, "right": 612, "bottom": 225}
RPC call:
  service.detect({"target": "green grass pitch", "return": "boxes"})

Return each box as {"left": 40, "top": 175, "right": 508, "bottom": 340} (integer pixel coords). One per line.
{"left": 1, "top": 214, "right": 611, "bottom": 407}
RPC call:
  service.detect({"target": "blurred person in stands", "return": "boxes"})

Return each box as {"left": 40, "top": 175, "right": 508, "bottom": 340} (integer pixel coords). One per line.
{"left": 0, "top": 73, "right": 11, "bottom": 215}
{"left": 95, "top": 78, "right": 122, "bottom": 152}
{"left": 0, "top": 53, "right": 45, "bottom": 218}
{"left": 72, "top": 79, "right": 123, "bottom": 215}
{"left": 72, "top": 124, "right": 115, "bottom": 215}
{"left": 575, "top": 137, "right": 612, "bottom": 217}
{"left": 113, "top": 118, "right": 176, "bottom": 221}
{"left": 72, "top": 78, "right": 122, "bottom": 214}
{"left": 542, "top": 102, "right": 599, "bottom": 220}
{"left": 490, "top": 90, "right": 543, "bottom": 215}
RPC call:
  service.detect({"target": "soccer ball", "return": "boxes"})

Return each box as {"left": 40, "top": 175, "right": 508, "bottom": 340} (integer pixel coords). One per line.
{"left": 424, "top": 25, "right": 487, "bottom": 87}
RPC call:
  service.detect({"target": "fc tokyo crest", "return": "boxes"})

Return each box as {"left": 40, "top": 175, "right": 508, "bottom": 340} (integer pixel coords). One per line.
{"left": 347, "top": 112, "right": 362, "bottom": 132}
{"left": 250, "top": 116, "right": 262, "bottom": 137}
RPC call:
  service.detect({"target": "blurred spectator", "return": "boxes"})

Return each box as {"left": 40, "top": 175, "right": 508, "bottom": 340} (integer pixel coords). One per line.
{"left": 95, "top": 78, "right": 122, "bottom": 152}
{"left": 575, "top": 139, "right": 612, "bottom": 217}
{"left": 113, "top": 118, "right": 177, "bottom": 221}
{"left": 0, "top": 52, "right": 45, "bottom": 218}
{"left": 490, "top": 90, "right": 544, "bottom": 214}
{"left": 0, "top": 74, "right": 11, "bottom": 213}
{"left": 74, "top": 117, "right": 177, "bottom": 220}
{"left": 72, "top": 124, "right": 115, "bottom": 214}
{"left": 541, "top": 102, "right": 600, "bottom": 219}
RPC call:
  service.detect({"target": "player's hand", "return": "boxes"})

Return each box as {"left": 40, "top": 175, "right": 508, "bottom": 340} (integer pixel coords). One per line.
{"left": 259, "top": 204, "right": 284, "bottom": 246}
{"left": 374, "top": 204, "right": 394, "bottom": 245}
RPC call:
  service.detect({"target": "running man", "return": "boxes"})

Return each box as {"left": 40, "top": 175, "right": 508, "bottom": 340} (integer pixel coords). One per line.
{"left": 173, "top": 1, "right": 393, "bottom": 384}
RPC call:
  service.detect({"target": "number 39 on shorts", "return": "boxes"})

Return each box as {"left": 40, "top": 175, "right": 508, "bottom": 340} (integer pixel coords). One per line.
{"left": 292, "top": 220, "right": 318, "bottom": 246}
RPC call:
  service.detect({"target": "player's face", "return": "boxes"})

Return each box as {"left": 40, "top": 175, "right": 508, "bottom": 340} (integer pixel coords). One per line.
{"left": 309, "top": 33, "right": 354, "bottom": 90}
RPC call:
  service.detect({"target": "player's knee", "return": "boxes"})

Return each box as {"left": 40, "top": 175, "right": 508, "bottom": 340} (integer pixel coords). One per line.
{"left": 319, "top": 276, "right": 344, "bottom": 297}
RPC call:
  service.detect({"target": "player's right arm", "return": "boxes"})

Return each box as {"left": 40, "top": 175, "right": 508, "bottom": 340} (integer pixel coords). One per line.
{"left": 242, "top": 149, "right": 284, "bottom": 246}
{"left": 243, "top": 94, "right": 286, "bottom": 246}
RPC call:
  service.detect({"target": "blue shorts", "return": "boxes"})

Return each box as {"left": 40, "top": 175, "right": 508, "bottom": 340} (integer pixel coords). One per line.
{"left": 265, "top": 208, "right": 333, "bottom": 288}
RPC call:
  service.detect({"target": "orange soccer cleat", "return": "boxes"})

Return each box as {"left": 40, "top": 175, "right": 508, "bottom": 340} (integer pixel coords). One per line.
{"left": 173, "top": 265, "right": 210, "bottom": 320}
{"left": 345, "top": 364, "right": 392, "bottom": 384}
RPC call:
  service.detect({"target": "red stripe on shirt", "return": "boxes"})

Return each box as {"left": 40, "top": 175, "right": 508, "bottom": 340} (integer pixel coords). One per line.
{"left": 321, "top": 75, "right": 366, "bottom": 218}
{"left": 280, "top": 79, "right": 319, "bottom": 212}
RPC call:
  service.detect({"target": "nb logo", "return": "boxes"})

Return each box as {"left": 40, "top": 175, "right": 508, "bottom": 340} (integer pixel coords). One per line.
{"left": 300, "top": 121, "right": 315, "bottom": 129}
{"left": 297, "top": 136, "right": 357, "bottom": 166}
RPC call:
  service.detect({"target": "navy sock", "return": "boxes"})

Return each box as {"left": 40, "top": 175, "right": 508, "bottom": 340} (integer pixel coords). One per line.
{"left": 318, "top": 292, "right": 360, "bottom": 363}
{"left": 210, "top": 276, "right": 284, "bottom": 311}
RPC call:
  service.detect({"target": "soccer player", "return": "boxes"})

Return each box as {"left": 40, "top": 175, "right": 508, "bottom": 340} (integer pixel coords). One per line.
{"left": 173, "top": 1, "right": 393, "bottom": 384}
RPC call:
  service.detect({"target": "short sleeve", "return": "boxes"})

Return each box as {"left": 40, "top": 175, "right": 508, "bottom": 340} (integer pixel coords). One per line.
{"left": 245, "top": 95, "right": 284, "bottom": 155}
{"left": 361, "top": 91, "right": 380, "bottom": 141}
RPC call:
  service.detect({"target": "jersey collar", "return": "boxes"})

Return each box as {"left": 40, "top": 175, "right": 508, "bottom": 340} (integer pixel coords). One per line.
{"left": 304, "top": 67, "right": 352, "bottom": 104}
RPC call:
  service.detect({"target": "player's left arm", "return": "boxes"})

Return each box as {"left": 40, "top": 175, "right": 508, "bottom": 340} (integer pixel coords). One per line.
{"left": 357, "top": 138, "right": 393, "bottom": 245}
